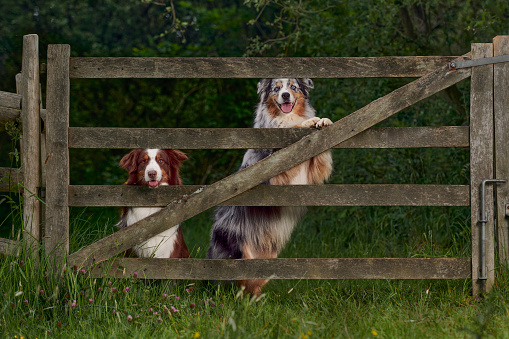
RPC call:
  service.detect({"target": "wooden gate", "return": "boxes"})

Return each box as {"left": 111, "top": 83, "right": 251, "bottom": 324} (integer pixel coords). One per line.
{"left": 31, "top": 36, "right": 509, "bottom": 296}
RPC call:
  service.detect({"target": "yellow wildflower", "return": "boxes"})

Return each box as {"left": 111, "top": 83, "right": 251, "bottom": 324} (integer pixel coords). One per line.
{"left": 371, "top": 329, "right": 378, "bottom": 336}
{"left": 307, "top": 330, "right": 312, "bottom": 335}
{"left": 194, "top": 332, "right": 200, "bottom": 338}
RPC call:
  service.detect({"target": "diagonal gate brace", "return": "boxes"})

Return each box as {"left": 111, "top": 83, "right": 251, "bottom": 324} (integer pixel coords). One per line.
{"left": 69, "top": 55, "right": 472, "bottom": 268}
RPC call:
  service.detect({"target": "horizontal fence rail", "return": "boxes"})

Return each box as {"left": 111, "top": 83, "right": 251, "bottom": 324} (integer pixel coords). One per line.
{"left": 69, "top": 184, "right": 470, "bottom": 207}
{"left": 68, "top": 126, "right": 469, "bottom": 149}
{"left": 91, "top": 258, "right": 471, "bottom": 280}
{"left": 0, "top": 91, "right": 22, "bottom": 125}
{"left": 0, "top": 107, "right": 20, "bottom": 124}
{"left": 0, "top": 237, "right": 18, "bottom": 256}
{"left": 69, "top": 56, "right": 457, "bottom": 79}
{"left": 0, "top": 91, "right": 21, "bottom": 108}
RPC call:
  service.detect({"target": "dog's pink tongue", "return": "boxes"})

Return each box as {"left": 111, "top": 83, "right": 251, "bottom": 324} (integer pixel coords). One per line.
{"left": 149, "top": 181, "right": 159, "bottom": 187}
{"left": 281, "top": 103, "right": 293, "bottom": 113}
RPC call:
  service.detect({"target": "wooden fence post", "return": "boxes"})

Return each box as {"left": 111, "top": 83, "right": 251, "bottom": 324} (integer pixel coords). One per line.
{"left": 45, "top": 45, "right": 70, "bottom": 262}
{"left": 21, "top": 34, "right": 41, "bottom": 253}
{"left": 470, "top": 43, "right": 495, "bottom": 295}
{"left": 494, "top": 36, "right": 509, "bottom": 268}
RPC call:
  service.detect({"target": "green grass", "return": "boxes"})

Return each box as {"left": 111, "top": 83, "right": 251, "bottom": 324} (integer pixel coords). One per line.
{"left": 2, "top": 144, "right": 509, "bottom": 338}
{"left": 2, "top": 202, "right": 509, "bottom": 339}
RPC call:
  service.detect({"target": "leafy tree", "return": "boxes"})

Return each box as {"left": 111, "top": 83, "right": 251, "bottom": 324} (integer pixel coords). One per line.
{"left": 1, "top": 0, "right": 508, "bottom": 243}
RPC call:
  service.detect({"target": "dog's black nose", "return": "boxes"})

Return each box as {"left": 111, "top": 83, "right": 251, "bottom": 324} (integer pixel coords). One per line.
{"left": 148, "top": 170, "right": 157, "bottom": 179}
{"left": 281, "top": 92, "right": 290, "bottom": 101}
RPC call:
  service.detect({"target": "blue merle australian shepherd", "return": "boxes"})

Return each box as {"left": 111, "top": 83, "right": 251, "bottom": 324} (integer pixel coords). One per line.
{"left": 207, "top": 78, "right": 333, "bottom": 295}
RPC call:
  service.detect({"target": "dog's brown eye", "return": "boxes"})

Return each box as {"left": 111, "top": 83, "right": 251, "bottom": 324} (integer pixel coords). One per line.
{"left": 158, "top": 159, "right": 164, "bottom": 164}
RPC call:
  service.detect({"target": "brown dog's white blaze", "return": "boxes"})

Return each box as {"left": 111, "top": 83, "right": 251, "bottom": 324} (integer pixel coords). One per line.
{"left": 117, "top": 148, "right": 190, "bottom": 259}
{"left": 120, "top": 149, "right": 187, "bottom": 187}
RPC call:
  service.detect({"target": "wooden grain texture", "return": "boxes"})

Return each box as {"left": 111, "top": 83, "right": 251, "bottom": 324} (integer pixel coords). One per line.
{"left": 90, "top": 257, "right": 471, "bottom": 280}
{"left": 0, "top": 91, "right": 22, "bottom": 109}
{"left": 0, "top": 237, "right": 19, "bottom": 256}
{"left": 493, "top": 36, "right": 509, "bottom": 266}
{"left": 470, "top": 43, "right": 495, "bottom": 295}
{"left": 0, "top": 167, "right": 23, "bottom": 192}
{"left": 69, "top": 55, "right": 471, "bottom": 267}
{"left": 69, "top": 56, "right": 457, "bottom": 79}
{"left": 0, "top": 106, "right": 20, "bottom": 125}
{"left": 68, "top": 126, "right": 469, "bottom": 150}
{"left": 45, "top": 44, "right": 70, "bottom": 259}
{"left": 68, "top": 184, "right": 470, "bottom": 207}
{"left": 21, "top": 34, "right": 41, "bottom": 249}
{"left": 0, "top": 107, "right": 44, "bottom": 127}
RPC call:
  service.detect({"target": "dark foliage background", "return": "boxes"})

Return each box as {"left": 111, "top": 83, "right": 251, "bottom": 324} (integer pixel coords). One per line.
{"left": 1, "top": 0, "right": 508, "bottom": 252}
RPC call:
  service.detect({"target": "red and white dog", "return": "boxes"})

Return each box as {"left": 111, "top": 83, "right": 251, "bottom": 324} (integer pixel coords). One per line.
{"left": 117, "top": 148, "right": 190, "bottom": 258}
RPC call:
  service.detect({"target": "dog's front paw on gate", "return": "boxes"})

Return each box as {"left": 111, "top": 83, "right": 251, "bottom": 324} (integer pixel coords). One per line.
{"left": 315, "top": 118, "right": 332, "bottom": 129}
{"left": 301, "top": 117, "right": 321, "bottom": 128}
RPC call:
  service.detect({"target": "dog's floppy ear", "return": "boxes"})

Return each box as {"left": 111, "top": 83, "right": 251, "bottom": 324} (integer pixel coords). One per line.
{"left": 166, "top": 149, "right": 187, "bottom": 185}
{"left": 297, "top": 78, "right": 314, "bottom": 98}
{"left": 257, "top": 79, "right": 270, "bottom": 95}
{"left": 167, "top": 149, "right": 188, "bottom": 164}
{"left": 119, "top": 149, "right": 142, "bottom": 185}
{"left": 300, "top": 78, "right": 314, "bottom": 89}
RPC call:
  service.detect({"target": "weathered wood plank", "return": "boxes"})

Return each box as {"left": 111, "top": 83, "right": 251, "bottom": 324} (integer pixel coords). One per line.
{"left": 0, "top": 106, "right": 20, "bottom": 125}
{"left": 69, "top": 56, "right": 457, "bottom": 79}
{"left": 470, "top": 43, "right": 495, "bottom": 295}
{"left": 0, "top": 238, "right": 19, "bottom": 256}
{"left": 0, "top": 167, "right": 23, "bottom": 192}
{"left": 45, "top": 44, "right": 70, "bottom": 259}
{"left": 493, "top": 36, "right": 509, "bottom": 267}
{"left": 69, "top": 55, "right": 471, "bottom": 268}
{"left": 0, "top": 91, "right": 22, "bottom": 109}
{"left": 68, "top": 184, "right": 470, "bottom": 207}
{"left": 68, "top": 126, "right": 469, "bottom": 149}
{"left": 21, "top": 34, "right": 41, "bottom": 250}
{"left": 90, "top": 257, "right": 471, "bottom": 280}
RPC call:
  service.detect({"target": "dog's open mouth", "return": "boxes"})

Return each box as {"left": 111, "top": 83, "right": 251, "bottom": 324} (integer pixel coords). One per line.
{"left": 148, "top": 180, "right": 161, "bottom": 188}
{"left": 277, "top": 101, "right": 296, "bottom": 113}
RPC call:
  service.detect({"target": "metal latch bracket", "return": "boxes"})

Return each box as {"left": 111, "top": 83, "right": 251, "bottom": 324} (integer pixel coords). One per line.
{"left": 479, "top": 179, "right": 506, "bottom": 281}
{"left": 450, "top": 54, "right": 509, "bottom": 70}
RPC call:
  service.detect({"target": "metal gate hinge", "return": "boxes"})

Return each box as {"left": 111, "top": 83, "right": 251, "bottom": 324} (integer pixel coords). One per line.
{"left": 450, "top": 54, "right": 509, "bottom": 70}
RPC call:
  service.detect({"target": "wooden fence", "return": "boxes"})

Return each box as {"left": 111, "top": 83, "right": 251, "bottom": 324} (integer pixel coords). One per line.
{"left": 3, "top": 34, "right": 509, "bottom": 296}
{"left": 0, "top": 35, "right": 42, "bottom": 257}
